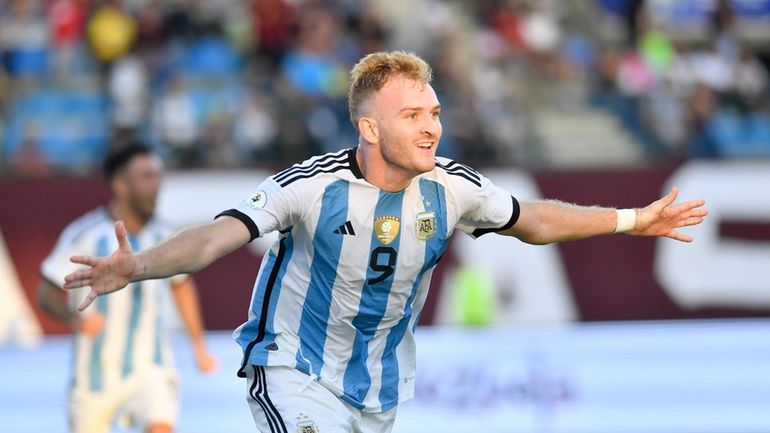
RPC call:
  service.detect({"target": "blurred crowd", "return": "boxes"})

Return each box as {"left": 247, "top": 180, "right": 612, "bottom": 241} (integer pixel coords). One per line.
{"left": 593, "top": 0, "right": 770, "bottom": 159}
{"left": 0, "top": 0, "right": 768, "bottom": 177}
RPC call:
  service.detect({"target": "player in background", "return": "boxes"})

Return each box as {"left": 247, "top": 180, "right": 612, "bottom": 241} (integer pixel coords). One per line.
{"left": 38, "top": 143, "right": 217, "bottom": 433}
{"left": 62, "top": 52, "right": 707, "bottom": 433}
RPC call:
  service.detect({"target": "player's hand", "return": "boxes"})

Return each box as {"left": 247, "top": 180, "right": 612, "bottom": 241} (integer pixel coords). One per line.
{"left": 63, "top": 221, "right": 137, "bottom": 311}
{"left": 195, "top": 346, "right": 218, "bottom": 375}
{"left": 630, "top": 186, "right": 708, "bottom": 242}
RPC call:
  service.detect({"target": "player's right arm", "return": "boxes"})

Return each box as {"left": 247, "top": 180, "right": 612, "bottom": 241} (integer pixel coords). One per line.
{"left": 38, "top": 279, "right": 80, "bottom": 330}
{"left": 37, "top": 280, "right": 105, "bottom": 336}
{"left": 63, "top": 215, "right": 251, "bottom": 311}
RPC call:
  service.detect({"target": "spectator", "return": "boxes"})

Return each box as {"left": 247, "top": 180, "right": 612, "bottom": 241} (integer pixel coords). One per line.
{"left": 733, "top": 47, "right": 769, "bottom": 108}
{"left": 108, "top": 53, "right": 148, "bottom": 137}
{"left": 151, "top": 74, "right": 199, "bottom": 167}
{"left": 232, "top": 92, "right": 278, "bottom": 165}
{"left": 86, "top": 0, "right": 137, "bottom": 67}
{"left": 47, "top": 0, "right": 89, "bottom": 84}
{"left": 0, "top": 0, "right": 50, "bottom": 82}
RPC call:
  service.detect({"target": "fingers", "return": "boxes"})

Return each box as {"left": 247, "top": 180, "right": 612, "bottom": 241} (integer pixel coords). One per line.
{"left": 115, "top": 221, "right": 132, "bottom": 253}
{"left": 671, "top": 206, "right": 706, "bottom": 223}
{"left": 665, "top": 199, "right": 707, "bottom": 218}
{"left": 678, "top": 217, "right": 705, "bottom": 227}
{"left": 639, "top": 189, "right": 707, "bottom": 241}
{"left": 63, "top": 268, "right": 93, "bottom": 289}
{"left": 671, "top": 203, "right": 707, "bottom": 226}
{"left": 70, "top": 255, "right": 97, "bottom": 266}
{"left": 63, "top": 278, "right": 89, "bottom": 290}
{"left": 667, "top": 230, "right": 693, "bottom": 243}
{"left": 77, "top": 290, "right": 98, "bottom": 311}
{"left": 659, "top": 186, "right": 679, "bottom": 207}
{"left": 677, "top": 199, "right": 707, "bottom": 212}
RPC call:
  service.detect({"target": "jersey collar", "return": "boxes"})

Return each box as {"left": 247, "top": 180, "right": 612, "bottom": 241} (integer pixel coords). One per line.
{"left": 348, "top": 147, "right": 365, "bottom": 179}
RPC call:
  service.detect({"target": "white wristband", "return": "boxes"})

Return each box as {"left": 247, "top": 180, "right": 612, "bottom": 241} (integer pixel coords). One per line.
{"left": 615, "top": 208, "right": 636, "bottom": 233}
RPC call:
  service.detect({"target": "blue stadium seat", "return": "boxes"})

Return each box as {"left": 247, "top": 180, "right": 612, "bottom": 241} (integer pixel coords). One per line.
{"left": 183, "top": 37, "right": 240, "bottom": 76}
{"left": 745, "top": 113, "right": 770, "bottom": 156}
{"left": 707, "top": 110, "right": 744, "bottom": 157}
{"left": 709, "top": 110, "right": 770, "bottom": 158}
{"left": 4, "top": 90, "right": 110, "bottom": 168}
{"left": 3, "top": 48, "right": 49, "bottom": 76}
{"left": 189, "top": 83, "right": 246, "bottom": 122}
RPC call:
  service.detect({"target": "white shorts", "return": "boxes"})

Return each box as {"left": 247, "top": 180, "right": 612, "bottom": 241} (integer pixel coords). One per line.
{"left": 68, "top": 366, "right": 180, "bottom": 433}
{"left": 245, "top": 365, "right": 397, "bottom": 433}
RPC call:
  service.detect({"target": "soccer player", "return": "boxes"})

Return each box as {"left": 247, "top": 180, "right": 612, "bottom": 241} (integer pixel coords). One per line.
{"left": 39, "top": 143, "right": 217, "bottom": 433}
{"left": 63, "top": 52, "right": 707, "bottom": 433}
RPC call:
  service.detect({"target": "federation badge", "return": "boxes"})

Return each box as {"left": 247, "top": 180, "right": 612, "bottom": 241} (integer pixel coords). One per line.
{"left": 374, "top": 215, "right": 400, "bottom": 245}
{"left": 416, "top": 211, "right": 436, "bottom": 241}
{"left": 295, "top": 413, "right": 318, "bottom": 433}
{"left": 246, "top": 190, "right": 267, "bottom": 210}
{"left": 297, "top": 421, "right": 319, "bottom": 433}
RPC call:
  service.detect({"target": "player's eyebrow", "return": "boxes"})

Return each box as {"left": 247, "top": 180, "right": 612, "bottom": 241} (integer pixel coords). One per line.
{"left": 399, "top": 104, "right": 442, "bottom": 113}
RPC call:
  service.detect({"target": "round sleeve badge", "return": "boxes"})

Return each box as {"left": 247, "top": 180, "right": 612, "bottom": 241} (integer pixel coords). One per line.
{"left": 246, "top": 190, "right": 267, "bottom": 209}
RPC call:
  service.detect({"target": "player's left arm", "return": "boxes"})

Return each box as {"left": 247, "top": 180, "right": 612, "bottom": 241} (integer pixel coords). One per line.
{"left": 171, "top": 277, "right": 217, "bottom": 374}
{"left": 499, "top": 186, "right": 707, "bottom": 244}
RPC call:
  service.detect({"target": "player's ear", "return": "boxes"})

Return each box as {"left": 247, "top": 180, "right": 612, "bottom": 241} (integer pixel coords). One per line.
{"left": 358, "top": 117, "right": 378, "bottom": 143}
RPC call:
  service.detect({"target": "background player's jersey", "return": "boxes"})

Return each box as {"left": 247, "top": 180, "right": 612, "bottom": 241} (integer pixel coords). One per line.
{"left": 222, "top": 148, "right": 519, "bottom": 412}
{"left": 41, "top": 207, "right": 186, "bottom": 392}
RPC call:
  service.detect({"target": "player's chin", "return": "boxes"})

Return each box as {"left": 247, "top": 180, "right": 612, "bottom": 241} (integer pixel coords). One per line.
{"left": 140, "top": 204, "right": 156, "bottom": 221}
{"left": 414, "top": 158, "right": 436, "bottom": 174}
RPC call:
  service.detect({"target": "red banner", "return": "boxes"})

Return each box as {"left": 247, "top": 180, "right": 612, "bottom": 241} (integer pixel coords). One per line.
{"left": 2, "top": 162, "right": 768, "bottom": 334}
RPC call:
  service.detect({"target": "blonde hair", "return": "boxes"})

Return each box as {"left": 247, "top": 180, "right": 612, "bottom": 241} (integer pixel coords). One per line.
{"left": 347, "top": 51, "right": 433, "bottom": 127}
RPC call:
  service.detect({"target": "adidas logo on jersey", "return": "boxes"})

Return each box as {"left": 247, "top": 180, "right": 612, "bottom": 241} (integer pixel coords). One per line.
{"left": 333, "top": 221, "right": 356, "bottom": 235}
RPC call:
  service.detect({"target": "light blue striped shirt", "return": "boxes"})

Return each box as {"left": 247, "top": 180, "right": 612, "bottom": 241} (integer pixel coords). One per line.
{"left": 224, "top": 148, "right": 518, "bottom": 412}
{"left": 41, "top": 208, "right": 185, "bottom": 392}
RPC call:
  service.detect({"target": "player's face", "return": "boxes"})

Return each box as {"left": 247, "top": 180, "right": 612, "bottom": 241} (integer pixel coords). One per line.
{"left": 121, "top": 154, "right": 163, "bottom": 221}
{"left": 373, "top": 76, "right": 442, "bottom": 177}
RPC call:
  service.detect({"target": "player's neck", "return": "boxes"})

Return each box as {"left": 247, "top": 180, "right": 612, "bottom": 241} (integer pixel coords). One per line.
{"left": 356, "top": 146, "right": 412, "bottom": 193}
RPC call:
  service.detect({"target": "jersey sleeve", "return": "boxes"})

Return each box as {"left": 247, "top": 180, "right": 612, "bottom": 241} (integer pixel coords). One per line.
{"left": 215, "top": 175, "right": 301, "bottom": 241}
{"left": 40, "top": 223, "right": 92, "bottom": 289}
{"left": 455, "top": 172, "right": 520, "bottom": 238}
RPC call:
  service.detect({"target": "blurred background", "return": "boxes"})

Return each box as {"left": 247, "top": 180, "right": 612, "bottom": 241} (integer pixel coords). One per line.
{"left": 1, "top": 0, "right": 769, "bottom": 432}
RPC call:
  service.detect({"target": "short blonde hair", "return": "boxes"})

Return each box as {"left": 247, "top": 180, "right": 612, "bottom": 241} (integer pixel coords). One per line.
{"left": 347, "top": 51, "right": 433, "bottom": 127}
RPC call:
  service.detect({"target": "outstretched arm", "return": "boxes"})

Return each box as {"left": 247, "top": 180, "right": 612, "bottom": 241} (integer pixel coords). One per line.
{"left": 37, "top": 280, "right": 104, "bottom": 336}
{"left": 500, "top": 187, "right": 707, "bottom": 244}
{"left": 38, "top": 280, "right": 80, "bottom": 330}
{"left": 63, "top": 215, "right": 251, "bottom": 311}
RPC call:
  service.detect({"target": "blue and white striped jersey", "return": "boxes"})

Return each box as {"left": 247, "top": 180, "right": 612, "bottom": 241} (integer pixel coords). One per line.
{"left": 221, "top": 148, "right": 519, "bottom": 412}
{"left": 41, "top": 208, "right": 186, "bottom": 392}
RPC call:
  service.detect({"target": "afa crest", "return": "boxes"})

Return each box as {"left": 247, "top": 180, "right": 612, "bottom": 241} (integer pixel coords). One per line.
{"left": 297, "top": 421, "right": 318, "bottom": 433}
{"left": 416, "top": 211, "right": 436, "bottom": 241}
{"left": 296, "top": 414, "right": 319, "bottom": 433}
